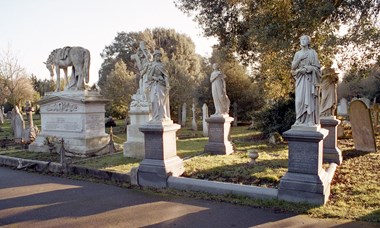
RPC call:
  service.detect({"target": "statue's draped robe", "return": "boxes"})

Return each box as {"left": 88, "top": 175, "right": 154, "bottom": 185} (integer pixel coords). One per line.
{"left": 210, "top": 70, "right": 230, "bottom": 115}
{"left": 291, "top": 48, "right": 321, "bottom": 125}
{"left": 146, "top": 61, "right": 171, "bottom": 121}
{"left": 320, "top": 69, "right": 338, "bottom": 116}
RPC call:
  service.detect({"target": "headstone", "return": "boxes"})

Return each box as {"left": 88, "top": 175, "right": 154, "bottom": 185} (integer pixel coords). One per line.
{"left": 29, "top": 90, "right": 110, "bottom": 156}
{"left": 360, "top": 97, "right": 371, "bottom": 108}
{"left": 349, "top": 99, "right": 376, "bottom": 152}
{"left": 11, "top": 106, "right": 25, "bottom": 143}
{"left": 202, "top": 104, "right": 209, "bottom": 137}
{"left": 0, "top": 106, "right": 4, "bottom": 124}
{"left": 137, "top": 48, "right": 184, "bottom": 188}
{"left": 371, "top": 103, "right": 380, "bottom": 132}
{"left": 337, "top": 98, "right": 348, "bottom": 116}
{"left": 191, "top": 103, "right": 197, "bottom": 131}
{"left": 181, "top": 103, "right": 187, "bottom": 127}
{"left": 233, "top": 102, "right": 238, "bottom": 127}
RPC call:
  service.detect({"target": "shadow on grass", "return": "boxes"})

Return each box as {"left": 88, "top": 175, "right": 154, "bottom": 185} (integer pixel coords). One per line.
{"left": 342, "top": 149, "right": 373, "bottom": 160}
{"left": 358, "top": 209, "right": 380, "bottom": 223}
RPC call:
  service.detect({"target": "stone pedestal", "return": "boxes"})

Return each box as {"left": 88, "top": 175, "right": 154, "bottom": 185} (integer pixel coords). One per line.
{"left": 137, "top": 121, "right": 184, "bottom": 188}
{"left": 278, "top": 127, "right": 336, "bottom": 205}
{"left": 29, "top": 91, "right": 109, "bottom": 157}
{"left": 124, "top": 94, "right": 150, "bottom": 159}
{"left": 204, "top": 115, "right": 234, "bottom": 155}
{"left": 321, "top": 117, "right": 342, "bottom": 165}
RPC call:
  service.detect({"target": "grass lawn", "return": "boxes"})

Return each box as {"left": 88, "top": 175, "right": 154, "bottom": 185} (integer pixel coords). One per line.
{"left": 1, "top": 117, "right": 379, "bottom": 223}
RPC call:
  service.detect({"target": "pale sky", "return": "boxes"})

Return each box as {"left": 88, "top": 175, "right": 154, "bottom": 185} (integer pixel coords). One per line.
{"left": 0, "top": 0, "right": 218, "bottom": 85}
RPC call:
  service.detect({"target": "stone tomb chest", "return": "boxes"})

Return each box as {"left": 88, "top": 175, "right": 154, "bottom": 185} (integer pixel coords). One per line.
{"left": 29, "top": 91, "right": 109, "bottom": 157}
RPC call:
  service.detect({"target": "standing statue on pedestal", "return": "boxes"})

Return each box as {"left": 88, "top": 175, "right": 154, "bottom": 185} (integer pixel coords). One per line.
{"left": 146, "top": 49, "right": 171, "bottom": 122}
{"left": 320, "top": 62, "right": 338, "bottom": 117}
{"left": 210, "top": 63, "right": 230, "bottom": 116}
{"left": 44, "top": 46, "right": 90, "bottom": 91}
{"left": 291, "top": 35, "right": 321, "bottom": 126}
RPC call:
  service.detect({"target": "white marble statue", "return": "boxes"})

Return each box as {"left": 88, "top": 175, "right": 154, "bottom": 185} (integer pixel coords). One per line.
{"left": 11, "top": 106, "right": 25, "bottom": 142}
{"left": 210, "top": 63, "right": 230, "bottom": 116}
{"left": 291, "top": 35, "right": 321, "bottom": 126}
{"left": 44, "top": 46, "right": 90, "bottom": 91}
{"left": 131, "top": 41, "right": 152, "bottom": 100}
{"left": 146, "top": 49, "right": 171, "bottom": 121}
{"left": 320, "top": 63, "right": 338, "bottom": 117}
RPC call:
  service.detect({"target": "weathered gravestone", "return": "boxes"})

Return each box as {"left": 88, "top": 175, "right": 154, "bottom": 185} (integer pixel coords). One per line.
{"left": 181, "top": 103, "right": 187, "bottom": 127}
{"left": 191, "top": 103, "right": 197, "bottom": 131}
{"left": 337, "top": 98, "right": 348, "bottom": 116}
{"left": 202, "top": 103, "right": 209, "bottom": 137}
{"left": 349, "top": 99, "right": 376, "bottom": 152}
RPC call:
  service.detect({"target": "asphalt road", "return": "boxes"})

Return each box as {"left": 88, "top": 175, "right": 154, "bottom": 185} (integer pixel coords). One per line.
{"left": 0, "top": 166, "right": 377, "bottom": 227}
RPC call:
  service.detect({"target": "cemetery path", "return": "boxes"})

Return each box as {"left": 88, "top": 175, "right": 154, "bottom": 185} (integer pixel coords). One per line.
{"left": 0, "top": 166, "right": 377, "bottom": 228}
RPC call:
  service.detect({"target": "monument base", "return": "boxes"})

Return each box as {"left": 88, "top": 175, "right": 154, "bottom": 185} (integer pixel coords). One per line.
{"left": 29, "top": 90, "right": 110, "bottom": 157}
{"left": 204, "top": 115, "right": 234, "bottom": 155}
{"left": 137, "top": 122, "right": 184, "bottom": 188}
{"left": 321, "top": 116, "right": 342, "bottom": 165}
{"left": 123, "top": 100, "right": 150, "bottom": 159}
{"left": 279, "top": 128, "right": 335, "bottom": 205}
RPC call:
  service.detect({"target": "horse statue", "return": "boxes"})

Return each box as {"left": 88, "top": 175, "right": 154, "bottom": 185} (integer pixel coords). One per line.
{"left": 44, "top": 46, "right": 90, "bottom": 91}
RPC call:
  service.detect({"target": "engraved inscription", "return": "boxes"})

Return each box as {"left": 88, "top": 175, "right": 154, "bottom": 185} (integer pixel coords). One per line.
{"left": 47, "top": 102, "right": 78, "bottom": 112}
{"left": 43, "top": 117, "right": 83, "bottom": 132}
{"left": 86, "top": 114, "right": 103, "bottom": 130}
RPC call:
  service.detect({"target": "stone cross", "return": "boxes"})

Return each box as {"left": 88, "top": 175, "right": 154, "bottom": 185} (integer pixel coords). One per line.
{"left": 0, "top": 106, "right": 4, "bottom": 124}
{"left": 191, "top": 103, "right": 197, "bottom": 131}
{"left": 202, "top": 103, "right": 208, "bottom": 137}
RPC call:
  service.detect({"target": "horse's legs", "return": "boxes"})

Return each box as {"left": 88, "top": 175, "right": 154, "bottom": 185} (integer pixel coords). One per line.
{"left": 55, "top": 66, "right": 60, "bottom": 92}
{"left": 75, "top": 65, "right": 84, "bottom": 90}
{"left": 63, "top": 67, "right": 68, "bottom": 87}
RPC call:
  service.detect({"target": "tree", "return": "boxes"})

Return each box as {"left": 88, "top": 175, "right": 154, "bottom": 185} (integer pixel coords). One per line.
{"left": 99, "top": 28, "right": 204, "bottom": 120}
{"left": 0, "top": 48, "right": 36, "bottom": 108}
{"left": 30, "top": 74, "right": 55, "bottom": 97}
{"left": 101, "top": 60, "right": 137, "bottom": 119}
{"left": 175, "top": 0, "right": 380, "bottom": 100}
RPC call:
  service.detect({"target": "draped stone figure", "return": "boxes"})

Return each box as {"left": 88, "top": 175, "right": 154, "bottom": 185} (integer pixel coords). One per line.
{"left": 146, "top": 49, "right": 171, "bottom": 121}
{"left": 291, "top": 35, "right": 322, "bottom": 126}
{"left": 320, "top": 64, "right": 338, "bottom": 117}
{"left": 11, "top": 106, "right": 25, "bottom": 142}
{"left": 210, "top": 63, "right": 230, "bottom": 116}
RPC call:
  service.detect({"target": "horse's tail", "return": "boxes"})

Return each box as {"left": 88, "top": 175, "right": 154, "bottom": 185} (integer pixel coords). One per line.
{"left": 83, "top": 49, "right": 90, "bottom": 84}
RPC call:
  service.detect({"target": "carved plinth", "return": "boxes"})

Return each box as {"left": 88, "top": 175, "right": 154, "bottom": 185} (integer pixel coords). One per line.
{"left": 124, "top": 94, "right": 150, "bottom": 159}
{"left": 278, "top": 128, "right": 336, "bottom": 205}
{"left": 137, "top": 122, "right": 184, "bottom": 188}
{"left": 204, "top": 115, "right": 234, "bottom": 155}
{"left": 321, "top": 117, "right": 342, "bottom": 165}
{"left": 29, "top": 91, "right": 109, "bottom": 157}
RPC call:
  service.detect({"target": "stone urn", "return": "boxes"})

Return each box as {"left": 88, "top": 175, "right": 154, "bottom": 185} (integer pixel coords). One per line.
{"left": 248, "top": 149, "right": 259, "bottom": 165}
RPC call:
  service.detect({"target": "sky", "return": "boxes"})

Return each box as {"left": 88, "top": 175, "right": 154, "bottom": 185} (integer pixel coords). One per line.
{"left": 0, "top": 0, "right": 218, "bottom": 85}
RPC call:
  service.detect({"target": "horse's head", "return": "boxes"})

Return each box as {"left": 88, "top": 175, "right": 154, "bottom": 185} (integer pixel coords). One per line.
{"left": 43, "top": 62, "right": 54, "bottom": 77}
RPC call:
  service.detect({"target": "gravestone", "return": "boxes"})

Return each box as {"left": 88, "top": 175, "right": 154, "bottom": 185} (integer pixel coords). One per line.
{"left": 191, "top": 103, "right": 197, "bottom": 131}
{"left": 0, "top": 106, "right": 4, "bottom": 124}
{"left": 349, "top": 99, "right": 376, "bottom": 152}
{"left": 233, "top": 102, "right": 238, "bottom": 127}
{"left": 337, "top": 98, "right": 348, "bottom": 116}
{"left": 372, "top": 103, "right": 380, "bottom": 132}
{"left": 23, "top": 101, "right": 39, "bottom": 143}
{"left": 360, "top": 97, "right": 371, "bottom": 108}
{"left": 204, "top": 115, "right": 234, "bottom": 155}
{"left": 181, "top": 103, "right": 187, "bottom": 127}
{"left": 29, "top": 90, "right": 110, "bottom": 156}
{"left": 202, "top": 104, "right": 208, "bottom": 137}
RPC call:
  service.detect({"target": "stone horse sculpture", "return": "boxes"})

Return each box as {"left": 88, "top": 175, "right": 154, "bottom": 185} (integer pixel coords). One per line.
{"left": 44, "top": 46, "right": 90, "bottom": 91}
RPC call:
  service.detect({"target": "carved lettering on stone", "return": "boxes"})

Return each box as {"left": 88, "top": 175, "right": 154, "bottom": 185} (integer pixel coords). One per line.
{"left": 47, "top": 102, "right": 78, "bottom": 112}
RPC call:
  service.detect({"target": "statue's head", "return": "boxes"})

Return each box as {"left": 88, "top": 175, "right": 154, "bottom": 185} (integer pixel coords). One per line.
{"left": 212, "top": 63, "right": 220, "bottom": 70}
{"left": 44, "top": 62, "right": 54, "bottom": 77}
{"left": 300, "top": 35, "right": 311, "bottom": 47}
{"left": 153, "top": 49, "right": 162, "bottom": 60}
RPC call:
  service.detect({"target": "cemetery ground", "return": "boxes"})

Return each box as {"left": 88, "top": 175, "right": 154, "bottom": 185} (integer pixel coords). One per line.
{"left": 0, "top": 117, "right": 379, "bottom": 223}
